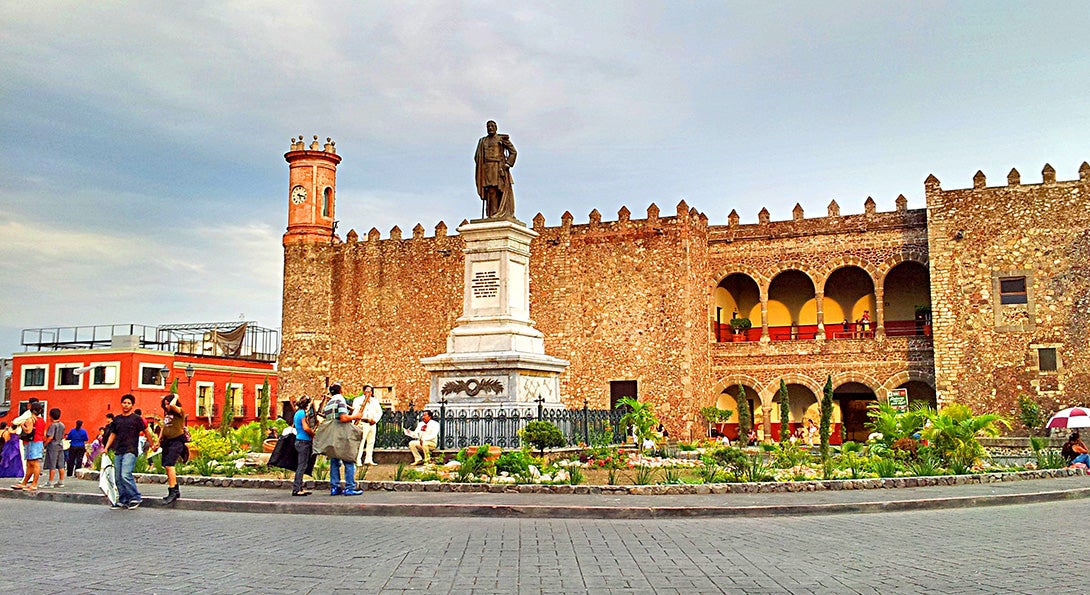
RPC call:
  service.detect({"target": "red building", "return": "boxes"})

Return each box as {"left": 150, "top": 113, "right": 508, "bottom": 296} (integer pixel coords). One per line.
{"left": 2, "top": 322, "right": 280, "bottom": 433}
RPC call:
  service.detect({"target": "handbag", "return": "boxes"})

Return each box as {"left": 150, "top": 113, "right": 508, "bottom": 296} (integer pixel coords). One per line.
{"left": 312, "top": 419, "right": 363, "bottom": 462}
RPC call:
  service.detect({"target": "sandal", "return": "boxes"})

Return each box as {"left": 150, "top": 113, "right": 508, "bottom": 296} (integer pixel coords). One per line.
{"left": 11, "top": 484, "right": 25, "bottom": 490}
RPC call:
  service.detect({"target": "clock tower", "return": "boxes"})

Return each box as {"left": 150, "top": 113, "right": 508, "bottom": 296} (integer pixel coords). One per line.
{"left": 280, "top": 134, "right": 341, "bottom": 402}
{"left": 284, "top": 135, "right": 342, "bottom": 244}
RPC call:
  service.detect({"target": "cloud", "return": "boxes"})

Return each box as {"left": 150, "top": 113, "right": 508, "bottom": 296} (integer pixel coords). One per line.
{"left": 0, "top": 211, "right": 282, "bottom": 342}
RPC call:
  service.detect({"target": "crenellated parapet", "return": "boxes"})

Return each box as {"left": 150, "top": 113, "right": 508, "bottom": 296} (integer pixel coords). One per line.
{"left": 341, "top": 200, "right": 711, "bottom": 249}
{"left": 925, "top": 161, "right": 1090, "bottom": 211}
{"left": 329, "top": 161, "right": 1087, "bottom": 250}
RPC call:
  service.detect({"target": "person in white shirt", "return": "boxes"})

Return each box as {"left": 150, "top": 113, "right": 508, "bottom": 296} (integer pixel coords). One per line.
{"left": 405, "top": 410, "right": 439, "bottom": 465}
{"left": 352, "top": 385, "right": 383, "bottom": 466}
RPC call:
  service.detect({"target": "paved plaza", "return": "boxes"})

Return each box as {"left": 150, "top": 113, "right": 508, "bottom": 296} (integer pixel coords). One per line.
{"left": 3, "top": 492, "right": 1089, "bottom": 594}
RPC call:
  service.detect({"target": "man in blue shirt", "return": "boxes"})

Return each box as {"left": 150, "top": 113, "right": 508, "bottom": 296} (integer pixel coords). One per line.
{"left": 291, "top": 396, "right": 314, "bottom": 496}
{"left": 65, "top": 420, "right": 89, "bottom": 478}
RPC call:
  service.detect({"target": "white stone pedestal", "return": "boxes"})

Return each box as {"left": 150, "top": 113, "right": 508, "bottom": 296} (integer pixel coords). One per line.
{"left": 421, "top": 218, "right": 568, "bottom": 412}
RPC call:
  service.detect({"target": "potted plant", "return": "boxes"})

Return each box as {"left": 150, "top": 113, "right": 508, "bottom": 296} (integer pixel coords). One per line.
{"left": 729, "top": 316, "right": 752, "bottom": 341}
{"left": 914, "top": 305, "right": 932, "bottom": 336}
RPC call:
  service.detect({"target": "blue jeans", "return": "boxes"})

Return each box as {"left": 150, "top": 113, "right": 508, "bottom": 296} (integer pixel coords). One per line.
{"left": 329, "top": 458, "right": 356, "bottom": 491}
{"left": 114, "top": 452, "right": 140, "bottom": 505}
{"left": 1072, "top": 453, "right": 1090, "bottom": 466}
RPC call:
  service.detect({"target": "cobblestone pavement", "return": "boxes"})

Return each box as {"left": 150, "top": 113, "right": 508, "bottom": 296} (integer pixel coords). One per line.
{"left": 3, "top": 496, "right": 1089, "bottom": 594}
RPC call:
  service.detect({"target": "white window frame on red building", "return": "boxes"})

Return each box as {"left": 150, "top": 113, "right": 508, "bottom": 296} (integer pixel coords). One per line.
{"left": 227, "top": 383, "right": 244, "bottom": 417}
{"left": 196, "top": 381, "right": 215, "bottom": 419}
{"left": 89, "top": 361, "right": 121, "bottom": 389}
{"left": 137, "top": 363, "right": 168, "bottom": 390}
{"left": 55, "top": 362, "right": 84, "bottom": 390}
{"left": 21, "top": 364, "right": 49, "bottom": 391}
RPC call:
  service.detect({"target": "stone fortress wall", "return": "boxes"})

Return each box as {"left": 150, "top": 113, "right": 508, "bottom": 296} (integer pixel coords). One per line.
{"left": 926, "top": 164, "right": 1090, "bottom": 420}
{"left": 280, "top": 144, "right": 1089, "bottom": 439}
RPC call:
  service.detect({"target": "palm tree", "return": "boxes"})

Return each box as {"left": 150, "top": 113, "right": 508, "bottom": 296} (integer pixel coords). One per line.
{"left": 920, "top": 403, "right": 1010, "bottom": 466}
{"left": 616, "top": 397, "right": 659, "bottom": 453}
{"left": 865, "top": 401, "right": 927, "bottom": 446}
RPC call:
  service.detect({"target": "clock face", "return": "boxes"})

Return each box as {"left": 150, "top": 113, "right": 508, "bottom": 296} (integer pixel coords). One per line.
{"left": 290, "top": 185, "right": 307, "bottom": 204}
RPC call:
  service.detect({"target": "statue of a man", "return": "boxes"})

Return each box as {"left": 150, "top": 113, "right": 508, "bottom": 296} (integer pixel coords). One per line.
{"left": 474, "top": 120, "right": 517, "bottom": 219}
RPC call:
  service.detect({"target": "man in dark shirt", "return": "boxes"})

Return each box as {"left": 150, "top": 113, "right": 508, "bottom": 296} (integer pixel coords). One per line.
{"left": 104, "top": 394, "right": 157, "bottom": 509}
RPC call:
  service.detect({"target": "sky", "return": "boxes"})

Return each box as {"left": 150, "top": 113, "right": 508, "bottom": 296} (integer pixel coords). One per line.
{"left": 1, "top": 1, "right": 1088, "bottom": 360}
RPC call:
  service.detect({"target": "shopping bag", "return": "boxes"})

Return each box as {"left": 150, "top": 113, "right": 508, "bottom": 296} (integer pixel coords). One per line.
{"left": 98, "top": 454, "right": 119, "bottom": 506}
{"left": 312, "top": 420, "right": 363, "bottom": 462}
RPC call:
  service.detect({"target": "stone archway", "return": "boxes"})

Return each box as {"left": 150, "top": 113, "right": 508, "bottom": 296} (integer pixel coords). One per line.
{"left": 834, "top": 381, "right": 877, "bottom": 443}
{"left": 713, "top": 381, "right": 761, "bottom": 441}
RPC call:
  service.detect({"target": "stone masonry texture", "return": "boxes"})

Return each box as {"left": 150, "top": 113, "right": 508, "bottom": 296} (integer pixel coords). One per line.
{"left": 280, "top": 155, "right": 1090, "bottom": 438}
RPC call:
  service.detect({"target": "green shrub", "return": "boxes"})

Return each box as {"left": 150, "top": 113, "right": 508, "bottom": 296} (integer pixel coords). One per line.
{"left": 836, "top": 441, "right": 867, "bottom": 479}
{"left": 496, "top": 450, "right": 533, "bottom": 477}
{"left": 1030, "top": 436, "right": 1066, "bottom": 470}
{"left": 772, "top": 442, "right": 812, "bottom": 469}
{"left": 662, "top": 467, "right": 683, "bottom": 484}
{"left": 234, "top": 421, "right": 266, "bottom": 453}
{"left": 868, "top": 456, "right": 902, "bottom": 478}
{"left": 1018, "top": 395, "right": 1042, "bottom": 432}
{"left": 908, "top": 452, "right": 941, "bottom": 476}
{"left": 921, "top": 403, "right": 1010, "bottom": 466}
{"left": 191, "top": 457, "right": 218, "bottom": 477}
{"left": 519, "top": 421, "right": 565, "bottom": 455}
{"left": 188, "top": 426, "right": 234, "bottom": 461}
{"left": 616, "top": 397, "right": 660, "bottom": 452}
{"left": 631, "top": 465, "right": 658, "bottom": 485}
{"left": 311, "top": 457, "right": 330, "bottom": 481}
{"left": 456, "top": 444, "right": 495, "bottom": 481}
{"left": 566, "top": 466, "right": 584, "bottom": 485}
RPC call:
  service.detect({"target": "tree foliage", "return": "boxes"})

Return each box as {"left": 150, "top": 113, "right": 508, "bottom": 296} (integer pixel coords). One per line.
{"left": 258, "top": 376, "right": 271, "bottom": 439}
{"left": 519, "top": 421, "right": 565, "bottom": 455}
{"left": 219, "top": 383, "right": 235, "bottom": 437}
{"left": 735, "top": 384, "right": 752, "bottom": 442}
{"left": 819, "top": 376, "right": 833, "bottom": 461}
{"left": 700, "top": 406, "right": 734, "bottom": 424}
{"left": 778, "top": 379, "right": 791, "bottom": 443}
{"left": 865, "top": 401, "right": 927, "bottom": 446}
{"left": 920, "top": 403, "right": 1011, "bottom": 466}
{"left": 616, "top": 397, "right": 659, "bottom": 452}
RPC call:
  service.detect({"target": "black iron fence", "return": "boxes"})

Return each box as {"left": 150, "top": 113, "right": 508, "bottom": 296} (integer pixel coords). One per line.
{"left": 375, "top": 402, "right": 628, "bottom": 450}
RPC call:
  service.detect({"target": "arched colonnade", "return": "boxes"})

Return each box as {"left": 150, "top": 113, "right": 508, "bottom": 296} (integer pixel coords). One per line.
{"left": 711, "top": 256, "right": 932, "bottom": 342}
{"left": 708, "top": 371, "right": 937, "bottom": 444}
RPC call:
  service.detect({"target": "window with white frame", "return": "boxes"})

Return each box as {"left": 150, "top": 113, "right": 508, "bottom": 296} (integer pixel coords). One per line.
{"left": 89, "top": 362, "right": 120, "bottom": 389}
{"left": 138, "top": 364, "right": 167, "bottom": 389}
{"left": 18, "top": 400, "right": 48, "bottom": 415}
{"left": 55, "top": 363, "right": 83, "bottom": 389}
{"left": 196, "top": 382, "right": 214, "bottom": 418}
{"left": 254, "top": 384, "right": 272, "bottom": 419}
{"left": 21, "top": 365, "right": 48, "bottom": 390}
{"left": 227, "top": 383, "right": 244, "bottom": 417}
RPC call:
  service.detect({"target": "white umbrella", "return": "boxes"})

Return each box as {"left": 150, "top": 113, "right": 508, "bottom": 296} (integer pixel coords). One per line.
{"left": 1046, "top": 406, "right": 1090, "bottom": 429}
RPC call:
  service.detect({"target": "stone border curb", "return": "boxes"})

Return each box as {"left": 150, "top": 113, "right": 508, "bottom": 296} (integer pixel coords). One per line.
{"left": 75, "top": 467, "right": 1086, "bottom": 495}
{"left": 3, "top": 484, "right": 1090, "bottom": 519}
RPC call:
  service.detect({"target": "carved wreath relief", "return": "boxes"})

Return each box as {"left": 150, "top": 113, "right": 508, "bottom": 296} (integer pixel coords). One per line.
{"left": 441, "top": 378, "right": 504, "bottom": 397}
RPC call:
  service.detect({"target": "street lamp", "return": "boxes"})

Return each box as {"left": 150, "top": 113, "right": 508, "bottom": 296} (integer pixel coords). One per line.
{"left": 184, "top": 364, "right": 195, "bottom": 383}
{"left": 159, "top": 365, "right": 170, "bottom": 386}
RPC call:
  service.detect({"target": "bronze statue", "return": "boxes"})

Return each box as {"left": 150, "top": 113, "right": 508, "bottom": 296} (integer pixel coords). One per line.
{"left": 474, "top": 120, "right": 517, "bottom": 219}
